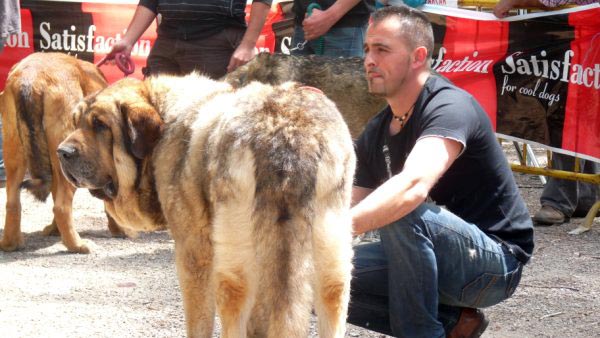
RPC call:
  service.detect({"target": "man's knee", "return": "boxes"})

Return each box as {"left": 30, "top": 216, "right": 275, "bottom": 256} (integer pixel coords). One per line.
{"left": 380, "top": 203, "right": 436, "bottom": 234}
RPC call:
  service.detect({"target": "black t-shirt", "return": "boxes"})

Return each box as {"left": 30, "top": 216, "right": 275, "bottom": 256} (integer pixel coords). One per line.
{"left": 355, "top": 75, "right": 534, "bottom": 264}
{"left": 139, "top": 0, "right": 271, "bottom": 40}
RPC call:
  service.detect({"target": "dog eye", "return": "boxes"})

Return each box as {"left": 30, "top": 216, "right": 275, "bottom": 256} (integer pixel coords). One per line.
{"left": 92, "top": 116, "right": 107, "bottom": 131}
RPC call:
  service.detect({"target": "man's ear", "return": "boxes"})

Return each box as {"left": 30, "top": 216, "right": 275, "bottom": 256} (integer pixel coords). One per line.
{"left": 121, "top": 102, "right": 164, "bottom": 159}
{"left": 412, "top": 46, "right": 429, "bottom": 69}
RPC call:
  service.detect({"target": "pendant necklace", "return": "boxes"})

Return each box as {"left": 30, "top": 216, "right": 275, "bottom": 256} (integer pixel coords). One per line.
{"left": 392, "top": 103, "right": 416, "bottom": 128}
{"left": 383, "top": 102, "right": 416, "bottom": 179}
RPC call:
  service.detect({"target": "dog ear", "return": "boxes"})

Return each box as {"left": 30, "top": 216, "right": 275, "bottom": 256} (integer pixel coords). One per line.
{"left": 72, "top": 101, "right": 85, "bottom": 127}
{"left": 121, "top": 102, "right": 164, "bottom": 159}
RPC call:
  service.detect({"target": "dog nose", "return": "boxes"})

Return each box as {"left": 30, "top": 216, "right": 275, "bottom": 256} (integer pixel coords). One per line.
{"left": 57, "top": 145, "right": 78, "bottom": 160}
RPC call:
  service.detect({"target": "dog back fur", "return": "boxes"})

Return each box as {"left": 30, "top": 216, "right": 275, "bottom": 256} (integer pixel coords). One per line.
{"left": 223, "top": 52, "right": 387, "bottom": 138}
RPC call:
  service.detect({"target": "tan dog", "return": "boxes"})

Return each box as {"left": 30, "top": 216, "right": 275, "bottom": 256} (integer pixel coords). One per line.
{"left": 223, "top": 52, "right": 387, "bottom": 138}
{"left": 57, "top": 73, "right": 355, "bottom": 337}
{"left": 0, "top": 52, "right": 122, "bottom": 254}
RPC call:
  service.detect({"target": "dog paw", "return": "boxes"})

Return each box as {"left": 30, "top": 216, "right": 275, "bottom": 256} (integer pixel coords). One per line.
{"left": 41, "top": 221, "right": 60, "bottom": 236}
{"left": 67, "top": 240, "right": 94, "bottom": 254}
{"left": 0, "top": 237, "right": 24, "bottom": 252}
{"left": 107, "top": 221, "right": 127, "bottom": 238}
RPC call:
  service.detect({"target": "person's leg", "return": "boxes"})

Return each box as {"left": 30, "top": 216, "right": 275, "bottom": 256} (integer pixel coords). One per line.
{"left": 143, "top": 36, "right": 181, "bottom": 78}
{"left": 539, "top": 153, "right": 579, "bottom": 219}
{"left": 377, "top": 203, "right": 523, "bottom": 337}
{"left": 321, "top": 25, "right": 367, "bottom": 57}
{"left": 572, "top": 159, "right": 600, "bottom": 217}
{"left": 177, "top": 27, "right": 244, "bottom": 79}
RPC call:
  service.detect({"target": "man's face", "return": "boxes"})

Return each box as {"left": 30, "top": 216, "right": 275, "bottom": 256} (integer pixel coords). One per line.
{"left": 364, "top": 18, "right": 413, "bottom": 98}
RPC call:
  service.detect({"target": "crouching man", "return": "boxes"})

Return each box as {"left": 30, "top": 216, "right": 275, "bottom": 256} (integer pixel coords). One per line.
{"left": 348, "top": 5, "right": 534, "bottom": 338}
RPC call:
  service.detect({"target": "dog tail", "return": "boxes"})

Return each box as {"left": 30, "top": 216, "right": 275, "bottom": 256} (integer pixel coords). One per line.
{"left": 247, "top": 139, "right": 320, "bottom": 335}
{"left": 16, "top": 81, "right": 52, "bottom": 202}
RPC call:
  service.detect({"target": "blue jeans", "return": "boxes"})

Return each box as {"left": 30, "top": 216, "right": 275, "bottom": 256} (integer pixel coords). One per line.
{"left": 290, "top": 25, "right": 366, "bottom": 57}
{"left": 348, "top": 203, "right": 524, "bottom": 337}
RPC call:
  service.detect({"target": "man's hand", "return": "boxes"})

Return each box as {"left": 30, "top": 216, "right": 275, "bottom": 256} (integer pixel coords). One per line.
{"left": 302, "top": 9, "right": 336, "bottom": 41}
{"left": 227, "top": 44, "right": 256, "bottom": 73}
{"left": 227, "top": 1, "right": 269, "bottom": 73}
{"left": 493, "top": 0, "right": 519, "bottom": 17}
{"left": 108, "top": 40, "right": 133, "bottom": 59}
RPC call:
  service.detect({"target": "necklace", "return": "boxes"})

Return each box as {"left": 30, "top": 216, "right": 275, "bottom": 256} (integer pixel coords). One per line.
{"left": 392, "top": 103, "right": 416, "bottom": 128}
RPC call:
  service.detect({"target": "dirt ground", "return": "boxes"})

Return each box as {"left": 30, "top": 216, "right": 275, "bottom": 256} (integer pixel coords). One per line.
{"left": 0, "top": 145, "right": 599, "bottom": 338}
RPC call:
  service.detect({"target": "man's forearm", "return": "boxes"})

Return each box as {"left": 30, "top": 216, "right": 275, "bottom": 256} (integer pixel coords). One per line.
{"left": 351, "top": 174, "right": 428, "bottom": 235}
{"left": 238, "top": 2, "right": 271, "bottom": 49}
{"left": 326, "top": 0, "right": 363, "bottom": 23}
{"left": 122, "top": 5, "right": 156, "bottom": 46}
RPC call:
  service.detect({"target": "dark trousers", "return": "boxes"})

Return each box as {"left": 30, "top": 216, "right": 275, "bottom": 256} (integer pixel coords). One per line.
{"left": 541, "top": 153, "right": 599, "bottom": 217}
{"left": 143, "top": 27, "right": 245, "bottom": 79}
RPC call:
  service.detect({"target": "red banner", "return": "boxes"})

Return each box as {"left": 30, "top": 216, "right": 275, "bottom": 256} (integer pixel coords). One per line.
{"left": 425, "top": 4, "right": 600, "bottom": 162}
{"left": 0, "top": 0, "right": 286, "bottom": 86}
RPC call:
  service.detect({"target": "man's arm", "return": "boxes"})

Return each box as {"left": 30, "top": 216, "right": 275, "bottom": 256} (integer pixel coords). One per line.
{"left": 302, "top": 0, "right": 362, "bottom": 41}
{"left": 351, "top": 136, "right": 462, "bottom": 235}
{"left": 226, "top": 1, "right": 271, "bottom": 73}
{"left": 109, "top": 5, "right": 156, "bottom": 57}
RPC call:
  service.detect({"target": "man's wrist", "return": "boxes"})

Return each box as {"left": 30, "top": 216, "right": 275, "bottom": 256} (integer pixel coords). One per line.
{"left": 237, "top": 38, "right": 257, "bottom": 51}
{"left": 351, "top": 208, "right": 367, "bottom": 236}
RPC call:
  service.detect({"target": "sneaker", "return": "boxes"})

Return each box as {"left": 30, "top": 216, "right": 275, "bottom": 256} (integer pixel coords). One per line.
{"left": 447, "top": 308, "right": 489, "bottom": 338}
{"left": 532, "top": 205, "right": 567, "bottom": 225}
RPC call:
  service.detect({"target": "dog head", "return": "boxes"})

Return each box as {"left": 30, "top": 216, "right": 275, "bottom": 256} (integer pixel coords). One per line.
{"left": 58, "top": 77, "right": 163, "bottom": 202}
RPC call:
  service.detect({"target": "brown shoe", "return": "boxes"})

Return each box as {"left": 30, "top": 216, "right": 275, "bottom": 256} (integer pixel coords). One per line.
{"left": 447, "top": 308, "right": 489, "bottom": 338}
{"left": 532, "top": 205, "right": 567, "bottom": 225}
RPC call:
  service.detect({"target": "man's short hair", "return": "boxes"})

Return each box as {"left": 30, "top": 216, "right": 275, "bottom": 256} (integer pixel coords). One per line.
{"left": 371, "top": 5, "right": 434, "bottom": 60}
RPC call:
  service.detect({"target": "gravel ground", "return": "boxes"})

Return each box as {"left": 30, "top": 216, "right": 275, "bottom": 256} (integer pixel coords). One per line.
{"left": 0, "top": 144, "right": 599, "bottom": 338}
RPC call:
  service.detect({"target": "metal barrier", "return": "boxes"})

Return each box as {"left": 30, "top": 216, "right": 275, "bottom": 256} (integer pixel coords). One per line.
{"left": 508, "top": 147, "right": 600, "bottom": 234}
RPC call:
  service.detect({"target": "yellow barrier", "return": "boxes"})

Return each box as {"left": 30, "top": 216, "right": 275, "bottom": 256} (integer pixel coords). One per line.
{"left": 509, "top": 156, "right": 599, "bottom": 234}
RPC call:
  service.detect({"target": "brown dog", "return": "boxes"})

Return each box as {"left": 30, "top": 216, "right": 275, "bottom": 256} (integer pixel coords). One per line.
{"left": 223, "top": 52, "right": 387, "bottom": 138}
{"left": 58, "top": 73, "right": 355, "bottom": 337}
{"left": 0, "top": 52, "right": 122, "bottom": 254}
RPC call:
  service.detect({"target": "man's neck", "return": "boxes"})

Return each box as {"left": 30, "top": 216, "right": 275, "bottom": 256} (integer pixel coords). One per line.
{"left": 388, "top": 70, "right": 431, "bottom": 117}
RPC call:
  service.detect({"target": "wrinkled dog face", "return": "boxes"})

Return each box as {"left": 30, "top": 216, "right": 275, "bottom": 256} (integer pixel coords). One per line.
{"left": 57, "top": 78, "right": 162, "bottom": 201}
{"left": 57, "top": 92, "right": 121, "bottom": 200}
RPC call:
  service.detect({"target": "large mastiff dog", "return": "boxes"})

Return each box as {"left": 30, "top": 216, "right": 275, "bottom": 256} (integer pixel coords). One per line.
{"left": 223, "top": 52, "right": 387, "bottom": 138}
{"left": 0, "top": 52, "right": 122, "bottom": 253}
{"left": 58, "top": 73, "right": 355, "bottom": 337}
